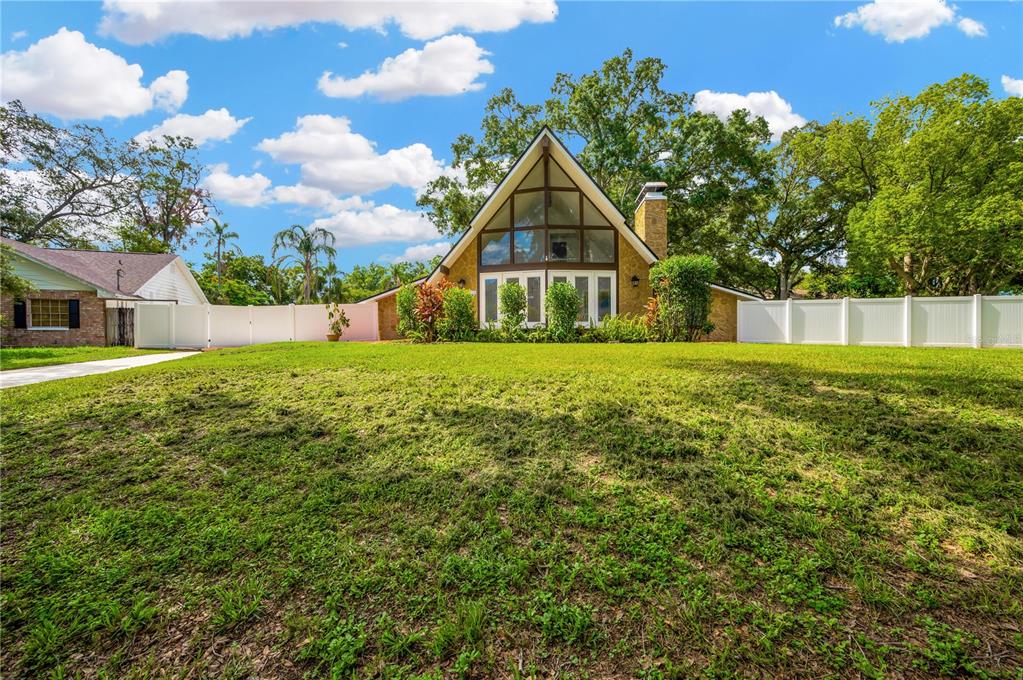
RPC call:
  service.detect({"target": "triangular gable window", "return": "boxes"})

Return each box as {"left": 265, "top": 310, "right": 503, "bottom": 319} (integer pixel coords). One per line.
{"left": 517, "top": 159, "right": 544, "bottom": 190}
{"left": 583, "top": 197, "right": 610, "bottom": 226}
{"left": 484, "top": 199, "right": 511, "bottom": 230}
{"left": 548, "top": 160, "right": 575, "bottom": 188}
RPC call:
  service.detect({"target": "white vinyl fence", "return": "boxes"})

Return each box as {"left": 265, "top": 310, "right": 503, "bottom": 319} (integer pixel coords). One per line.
{"left": 134, "top": 303, "right": 378, "bottom": 349}
{"left": 738, "top": 295, "right": 1022, "bottom": 348}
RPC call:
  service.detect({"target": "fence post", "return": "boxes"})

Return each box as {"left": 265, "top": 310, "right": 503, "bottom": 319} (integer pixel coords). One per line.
{"left": 784, "top": 298, "right": 793, "bottom": 344}
{"left": 736, "top": 301, "right": 743, "bottom": 343}
{"left": 290, "top": 303, "right": 296, "bottom": 342}
{"left": 169, "top": 303, "right": 177, "bottom": 349}
{"left": 841, "top": 297, "right": 849, "bottom": 346}
{"left": 903, "top": 295, "right": 912, "bottom": 348}
{"left": 247, "top": 306, "right": 254, "bottom": 346}
{"left": 972, "top": 294, "right": 982, "bottom": 348}
{"left": 206, "top": 304, "right": 211, "bottom": 349}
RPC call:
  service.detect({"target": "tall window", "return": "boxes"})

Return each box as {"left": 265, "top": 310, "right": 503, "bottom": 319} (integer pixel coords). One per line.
{"left": 479, "top": 156, "right": 617, "bottom": 269}
{"left": 30, "top": 299, "right": 69, "bottom": 328}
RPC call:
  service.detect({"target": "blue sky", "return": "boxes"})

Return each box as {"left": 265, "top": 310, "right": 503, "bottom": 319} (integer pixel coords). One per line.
{"left": 2, "top": 1, "right": 1021, "bottom": 272}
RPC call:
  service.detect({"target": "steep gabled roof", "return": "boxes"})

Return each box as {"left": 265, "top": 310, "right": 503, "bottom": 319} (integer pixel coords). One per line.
{"left": 2, "top": 236, "right": 180, "bottom": 298}
{"left": 428, "top": 127, "right": 659, "bottom": 284}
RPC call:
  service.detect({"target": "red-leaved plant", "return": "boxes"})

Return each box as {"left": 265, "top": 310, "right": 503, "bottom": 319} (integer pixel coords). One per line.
{"left": 415, "top": 279, "right": 453, "bottom": 342}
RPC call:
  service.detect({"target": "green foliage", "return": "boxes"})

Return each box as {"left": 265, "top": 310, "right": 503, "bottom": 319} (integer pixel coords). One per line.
{"left": 1, "top": 243, "right": 35, "bottom": 300}
{"left": 297, "top": 613, "right": 367, "bottom": 677}
{"left": 588, "top": 314, "right": 650, "bottom": 343}
{"left": 543, "top": 281, "right": 579, "bottom": 342}
{"left": 530, "top": 592, "right": 596, "bottom": 646}
{"left": 396, "top": 283, "right": 424, "bottom": 340}
{"left": 438, "top": 286, "right": 476, "bottom": 342}
{"left": 649, "top": 255, "right": 718, "bottom": 341}
{"left": 800, "top": 74, "right": 1023, "bottom": 295}
{"left": 801, "top": 268, "right": 901, "bottom": 299}
{"left": 327, "top": 303, "right": 351, "bottom": 337}
{"left": 498, "top": 281, "right": 527, "bottom": 338}
{"left": 211, "top": 579, "right": 264, "bottom": 631}
{"left": 272, "top": 224, "right": 337, "bottom": 304}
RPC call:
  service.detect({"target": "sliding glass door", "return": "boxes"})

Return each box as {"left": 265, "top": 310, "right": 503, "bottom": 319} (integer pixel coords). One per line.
{"left": 547, "top": 271, "right": 616, "bottom": 325}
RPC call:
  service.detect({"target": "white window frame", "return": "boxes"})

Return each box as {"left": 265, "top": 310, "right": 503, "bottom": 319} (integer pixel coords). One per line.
{"left": 548, "top": 271, "right": 617, "bottom": 327}
{"left": 479, "top": 271, "right": 547, "bottom": 327}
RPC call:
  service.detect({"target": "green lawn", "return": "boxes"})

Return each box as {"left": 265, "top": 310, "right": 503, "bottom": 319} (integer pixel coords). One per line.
{"left": 2, "top": 343, "right": 1021, "bottom": 678}
{"left": 0, "top": 346, "right": 167, "bottom": 371}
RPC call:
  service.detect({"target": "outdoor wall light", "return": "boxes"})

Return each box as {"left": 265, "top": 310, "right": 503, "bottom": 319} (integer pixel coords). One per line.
{"left": 631, "top": 275, "right": 640, "bottom": 287}
{"left": 458, "top": 278, "right": 466, "bottom": 288}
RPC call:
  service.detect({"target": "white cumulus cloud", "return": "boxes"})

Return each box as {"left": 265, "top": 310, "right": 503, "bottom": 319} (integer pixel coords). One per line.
{"left": 319, "top": 34, "right": 493, "bottom": 101}
{"left": 955, "top": 17, "right": 987, "bottom": 38}
{"left": 135, "top": 108, "right": 250, "bottom": 146}
{"left": 0, "top": 27, "right": 188, "bottom": 119}
{"left": 203, "top": 163, "right": 271, "bottom": 207}
{"left": 834, "top": 0, "right": 985, "bottom": 42}
{"left": 257, "top": 115, "right": 446, "bottom": 194}
{"left": 100, "top": 0, "right": 558, "bottom": 44}
{"left": 693, "top": 90, "right": 806, "bottom": 141}
{"left": 382, "top": 241, "right": 452, "bottom": 263}
{"left": 1003, "top": 75, "right": 1023, "bottom": 97}
{"left": 311, "top": 204, "right": 441, "bottom": 247}
{"left": 270, "top": 184, "right": 372, "bottom": 213}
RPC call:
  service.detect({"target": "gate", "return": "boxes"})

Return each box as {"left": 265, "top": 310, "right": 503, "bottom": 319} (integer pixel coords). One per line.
{"left": 105, "top": 303, "right": 135, "bottom": 346}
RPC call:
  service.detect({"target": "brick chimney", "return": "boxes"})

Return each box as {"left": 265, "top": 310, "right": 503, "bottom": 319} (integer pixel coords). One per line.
{"left": 634, "top": 181, "right": 668, "bottom": 259}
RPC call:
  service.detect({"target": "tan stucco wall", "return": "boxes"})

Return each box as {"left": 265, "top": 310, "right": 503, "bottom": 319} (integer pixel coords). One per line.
{"left": 617, "top": 233, "right": 652, "bottom": 318}
{"left": 705, "top": 288, "right": 740, "bottom": 342}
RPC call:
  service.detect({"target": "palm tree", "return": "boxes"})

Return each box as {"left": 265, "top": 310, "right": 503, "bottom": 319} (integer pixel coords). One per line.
{"left": 271, "top": 224, "right": 336, "bottom": 303}
{"left": 199, "top": 218, "right": 240, "bottom": 301}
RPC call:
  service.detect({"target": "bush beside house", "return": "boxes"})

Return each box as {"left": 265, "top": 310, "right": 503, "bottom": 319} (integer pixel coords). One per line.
{"left": 394, "top": 255, "right": 717, "bottom": 344}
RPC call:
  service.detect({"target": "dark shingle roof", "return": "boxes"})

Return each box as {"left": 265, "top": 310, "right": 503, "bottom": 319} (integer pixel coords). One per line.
{"left": 2, "top": 236, "right": 178, "bottom": 297}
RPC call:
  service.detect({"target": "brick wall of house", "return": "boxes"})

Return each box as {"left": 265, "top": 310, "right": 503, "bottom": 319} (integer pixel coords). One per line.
{"left": 1, "top": 290, "right": 107, "bottom": 347}
{"left": 705, "top": 288, "right": 740, "bottom": 342}
{"left": 377, "top": 294, "right": 400, "bottom": 340}
{"left": 617, "top": 233, "right": 652, "bottom": 318}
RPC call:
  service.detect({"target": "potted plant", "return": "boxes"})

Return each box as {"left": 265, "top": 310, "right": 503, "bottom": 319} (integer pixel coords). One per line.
{"left": 326, "top": 303, "right": 351, "bottom": 341}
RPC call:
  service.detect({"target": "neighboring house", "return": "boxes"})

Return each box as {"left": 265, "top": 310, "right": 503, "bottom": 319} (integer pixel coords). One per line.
{"left": 365, "top": 127, "right": 759, "bottom": 340}
{"left": 1, "top": 236, "right": 207, "bottom": 347}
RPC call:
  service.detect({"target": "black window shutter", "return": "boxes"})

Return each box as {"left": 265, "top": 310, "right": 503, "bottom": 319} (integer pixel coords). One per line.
{"left": 13, "top": 301, "right": 27, "bottom": 329}
{"left": 68, "top": 299, "right": 80, "bottom": 328}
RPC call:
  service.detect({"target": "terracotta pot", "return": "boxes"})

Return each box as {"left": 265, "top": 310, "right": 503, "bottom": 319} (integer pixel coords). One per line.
{"left": 326, "top": 334, "right": 340, "bottom": 342}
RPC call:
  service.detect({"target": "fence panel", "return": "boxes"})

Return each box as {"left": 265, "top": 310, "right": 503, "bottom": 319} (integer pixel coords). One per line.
{"left": 982, "top": 296, "right": 1023, "bottom": 347}
{"left": 209, "top": 305, "right": 250, "bottom": 347}
{"left": 174, "top": 305, "right": 208, "bottom": 348}
{"left": 293, "top": 305, "right": 329, "bottom": 341}
{"left": 849, "top": 299, "right": 904, "bottom": 346}
{"left": 251, "top": 305, "right": 294, "bottom": 344}
{"left": 134, "top": 303, "right": 172, "bottom": 348}
{"left": 738, "top": 295, "right": 1021, "bottom": 348}
{"left": 737, "top": 301, "right": 787, "bottom": 343}
{"left": 911, "top": 297, "right": 972, "bottom": 347}
{"left": 791, "top": 300, "right": 843, "bottom": 344}
{"left": 335, "top": 303, "right": 378, "bottom": 342}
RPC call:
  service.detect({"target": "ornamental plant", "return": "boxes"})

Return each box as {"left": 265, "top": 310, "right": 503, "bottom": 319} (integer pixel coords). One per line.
{"left": 544, "top": 281, "right": 579, "bottom": 342}
{"left": 498, "top": 281, "right": 527, "bottom": 339}
{"left": 438, "top": 286, "right": 476, "bottom": 341}
{"left": 649, "top": 255, "right": 717, "bottom": 341}
{"left": 415, "top": 279, "right": 452, "bottom": 342}
{"left": 327, "top": 303, "right": 351, "bottom": 338}
{"left": 590, "top": 314, "right": 650, "bottom": 343}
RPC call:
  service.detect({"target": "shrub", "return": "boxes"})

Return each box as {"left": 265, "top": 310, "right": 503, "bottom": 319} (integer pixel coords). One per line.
{"left": 590, "top": 314, "right": 650, "bottom": 343}
{"left": 415, "top": 280, "right": 452, "bottom": 343}
{"left": 649, "top": 255, "right": 717, "bottom": 342}
{"left": 498, "top": 281, "right": 527, "bottom": 339}
{"left": 438, "top": 286, "right": 476, "bottom": 341}
{"left": 395, "top": 284, "right": 424, "bottom": 340}
{"left": 544, "top": 281, "right": 579, "bottom": 342}
{"left": 327, "top": 303, "right": 351, "bottom": 338}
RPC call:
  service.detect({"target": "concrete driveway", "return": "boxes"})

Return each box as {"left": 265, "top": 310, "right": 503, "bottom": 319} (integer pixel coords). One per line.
{"left": 1, "top": 351, "right": 198, "bottom": 389}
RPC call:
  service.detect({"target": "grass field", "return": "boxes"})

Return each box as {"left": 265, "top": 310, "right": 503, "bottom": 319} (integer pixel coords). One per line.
{"left": 0, "top": 346, "right": 166, "bottom": 371}
{"left": 1, "top": 342, "right": 1021, "bottom": 678}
